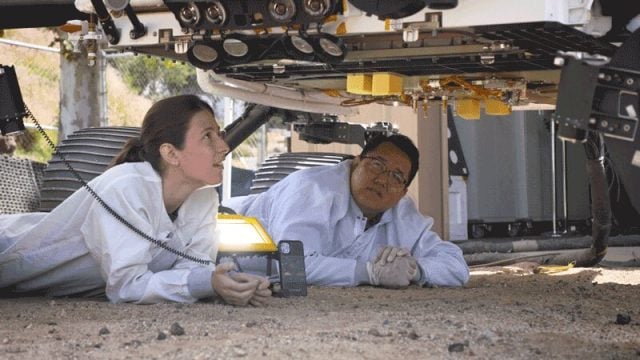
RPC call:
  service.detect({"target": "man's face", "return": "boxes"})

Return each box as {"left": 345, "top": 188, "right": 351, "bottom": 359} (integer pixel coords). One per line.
{"left": 350, "top": 142, "right": 412, "bottom": 218}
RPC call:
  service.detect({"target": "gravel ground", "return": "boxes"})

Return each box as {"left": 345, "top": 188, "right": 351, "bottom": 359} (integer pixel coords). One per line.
{"left": 1, "top": 266, "right": 639, "bottom": 359}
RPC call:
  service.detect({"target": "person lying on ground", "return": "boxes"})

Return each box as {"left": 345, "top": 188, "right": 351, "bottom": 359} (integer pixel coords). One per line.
{"left": 0, "top": 95, "right": 270, "bottom": 305}
{"left": 224, "top": 134, "right": 469, "bottom": 289}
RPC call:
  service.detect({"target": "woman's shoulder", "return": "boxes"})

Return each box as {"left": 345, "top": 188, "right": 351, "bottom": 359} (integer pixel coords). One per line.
{"left": 100, "top": 162, "right": 159, "bottom": 183}
{"left": 89, "top": 162, "right": 161, "bottom": 198}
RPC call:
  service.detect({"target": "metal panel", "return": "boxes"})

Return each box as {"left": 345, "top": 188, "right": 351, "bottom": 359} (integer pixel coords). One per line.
{"left": 454, "top": 110, "right": 590, "bottom": 223}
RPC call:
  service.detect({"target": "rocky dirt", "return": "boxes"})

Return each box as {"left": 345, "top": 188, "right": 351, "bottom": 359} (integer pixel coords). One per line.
{"left": 1, "top": 266, "right": 639, "bottom": 359}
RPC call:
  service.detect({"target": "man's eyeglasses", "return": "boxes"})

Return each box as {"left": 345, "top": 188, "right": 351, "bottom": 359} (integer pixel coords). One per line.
{"left": 360, "top": 155, "right": 408, "bottom": 191}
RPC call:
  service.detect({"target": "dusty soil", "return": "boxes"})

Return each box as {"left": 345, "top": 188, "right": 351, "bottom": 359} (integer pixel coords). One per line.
{"left": 1, "top": 266, "right": 639, "bottom": 360}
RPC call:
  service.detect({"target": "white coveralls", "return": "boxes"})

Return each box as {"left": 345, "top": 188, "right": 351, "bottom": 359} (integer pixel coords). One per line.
{"left": 224, "top": 160, "right": 470, "bottom": 288}
{"left": 0, "top": 162, "right": 218, "bottom": 303}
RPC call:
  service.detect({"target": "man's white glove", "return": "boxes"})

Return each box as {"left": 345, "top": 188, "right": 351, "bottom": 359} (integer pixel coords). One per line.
{"left": 366, "top": 256, "right": 418, "bottom": 289}
{"left": 375, "top": 246, "right": 411, "bottom": 265}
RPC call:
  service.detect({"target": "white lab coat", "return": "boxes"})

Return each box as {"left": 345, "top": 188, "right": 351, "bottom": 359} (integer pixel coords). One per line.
{"left": 224, "top": 160, "right": 469, "bottom": 287}
{"left": 0, "top": 162, "right": 218, "bottom": 303}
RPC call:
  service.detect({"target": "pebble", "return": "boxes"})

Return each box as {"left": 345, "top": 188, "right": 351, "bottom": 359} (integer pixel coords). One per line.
{"left": 170, "top": 322, "right": 185, "bottom": 336}
{"left": 98, "top": 327, "right": 110, "bottom": 336}
{"left": 157, "top": 331, "right": 167, "bottom": 340}
{"left": 448, "top": 343, "right": 465, "bottom": 352}
{"left": 245, "top": 320, "right": 257, "bottom": 328}
{"left": 615, "top": 313, "right": 631, "bottom": 325}
{"left": 124, "top": 340, "right": 142, "bottom": 348}
{"left": 233, "top": 346, "right": 247, "bottom": 357}
{"left": 368, "top": 328, "right": 391, "bottom": 337}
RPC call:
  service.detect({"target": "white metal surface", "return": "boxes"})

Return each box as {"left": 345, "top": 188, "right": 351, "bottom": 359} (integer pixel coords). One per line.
{"left": 322, "top": 0, "right": 601, "bottom": 35}
{"left": 222, "top": 97, "right": 234, "bottom": 203}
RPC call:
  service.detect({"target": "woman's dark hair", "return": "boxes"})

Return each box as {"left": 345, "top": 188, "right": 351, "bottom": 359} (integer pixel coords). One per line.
{"left": 110, "top": 95, "right": 214, "bottom": 172}
{"left": 360, "top": 134, "right": 420, "bottom": 187}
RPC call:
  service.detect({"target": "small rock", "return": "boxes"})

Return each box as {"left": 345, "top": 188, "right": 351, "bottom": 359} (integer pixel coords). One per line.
{"left": 170, "top": 322, "right": 185, "bottom": 336}
{"left": 448, "top": 343, "right": 465, "bottom": 352}
{"left": 124, "top": 340, "right": 142, "bottom": 348}
{"left": 245, "top": 320, "right": 257, "bottom": 328}
{"left": 157, "top": 331, "right": 167, "bottom": 340}
{"left": 98, "top": 327, "right": 110, "bottom": 336}
{"left": 407, "top": 330, "right": 419, "bottom": 340}
{"left": 615, "top": 313, "right": 631, "bottom": 325}
{"left": 233, "top": 346, "right": 247, "bottom": 357}
{"left": 368, "top": 328, "right": 391, "bottom": 337}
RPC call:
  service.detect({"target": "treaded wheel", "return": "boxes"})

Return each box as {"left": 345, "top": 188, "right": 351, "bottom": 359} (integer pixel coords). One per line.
{"left": 38, "top": 126, "right": 254, "bottom": 211}
{"left": 249, "top": 152, "right": 353, "bottom": 194}
{"left": 38, "top": 127, "right": 140, "bottom": 211}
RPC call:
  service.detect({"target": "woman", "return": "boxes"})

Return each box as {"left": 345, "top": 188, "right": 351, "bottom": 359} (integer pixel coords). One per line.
{"left": 0, "top": 95, "right": 271, "bottom": 305}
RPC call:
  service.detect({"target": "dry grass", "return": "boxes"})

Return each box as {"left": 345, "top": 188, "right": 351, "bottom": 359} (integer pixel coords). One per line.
{"left": 2, "top": 28, "right": 150, "bottom": 129}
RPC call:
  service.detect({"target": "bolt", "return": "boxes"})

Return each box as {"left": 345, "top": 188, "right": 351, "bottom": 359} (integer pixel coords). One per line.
{"left": 274, "top": 3, "right": 286, "bottom": 15}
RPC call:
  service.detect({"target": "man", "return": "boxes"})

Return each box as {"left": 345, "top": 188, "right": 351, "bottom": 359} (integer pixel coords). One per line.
{"left": 224, "top": 134, "right": 469, "bottom": 288}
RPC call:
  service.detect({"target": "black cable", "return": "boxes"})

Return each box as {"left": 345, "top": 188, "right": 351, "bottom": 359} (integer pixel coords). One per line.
{"left": 26, "top": 106, "right": 213, "bottom": 265}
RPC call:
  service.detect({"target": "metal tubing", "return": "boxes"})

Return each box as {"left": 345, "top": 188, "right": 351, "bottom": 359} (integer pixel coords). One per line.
{"left": 550, "top": 118, "right": 560, "bottom": 236}
{"left": 562, "top": 139, "right": 568, "bottom": 231}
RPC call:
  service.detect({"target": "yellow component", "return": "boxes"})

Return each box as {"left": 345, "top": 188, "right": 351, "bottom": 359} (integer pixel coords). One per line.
{"left": 385, "top": 19, "right": 391, "bottom": 31}
{"left": 324, "top": 14, "right": 338, "bottom": 23}
{"left": 347, "top": 73, "right": 373, "bottom": 95}
{"left": 336, "top": 21, "right": 347, "bottom": 35}
{"left": 455, "top": 97, "right": 481, "bottom": 120}
{"left": 371, "top": 72, "right": 403, "bottom": 96}
{"left": 323, "top": 89, "right": 343, "bottom": 97}
{"left": 216, "top": 214, "right": 278, "bottom": 253}
{"left": 440, "top": 76, "right": 502, "bottom": 99}
{"left": 485, "top": 98, "right": 512, "bottom": 116}
{"left": 59, "top": 22, "right": 83, "bottom": 33}
{"left": 253, "top": 28, "right": 269, "bottom": 35}
{"left": 534, "top": 262, "right": 575, "bottom": 274}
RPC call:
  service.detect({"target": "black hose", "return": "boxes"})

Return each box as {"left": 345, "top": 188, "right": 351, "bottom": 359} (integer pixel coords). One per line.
{"left": 222, "top": 104, "right": 273, "bottom": 151}
{"left": 90, "top": 0, "right": 120, "bottom": 44}
{"left": 456, "top": 234, "right": 639, "bottom": 255}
